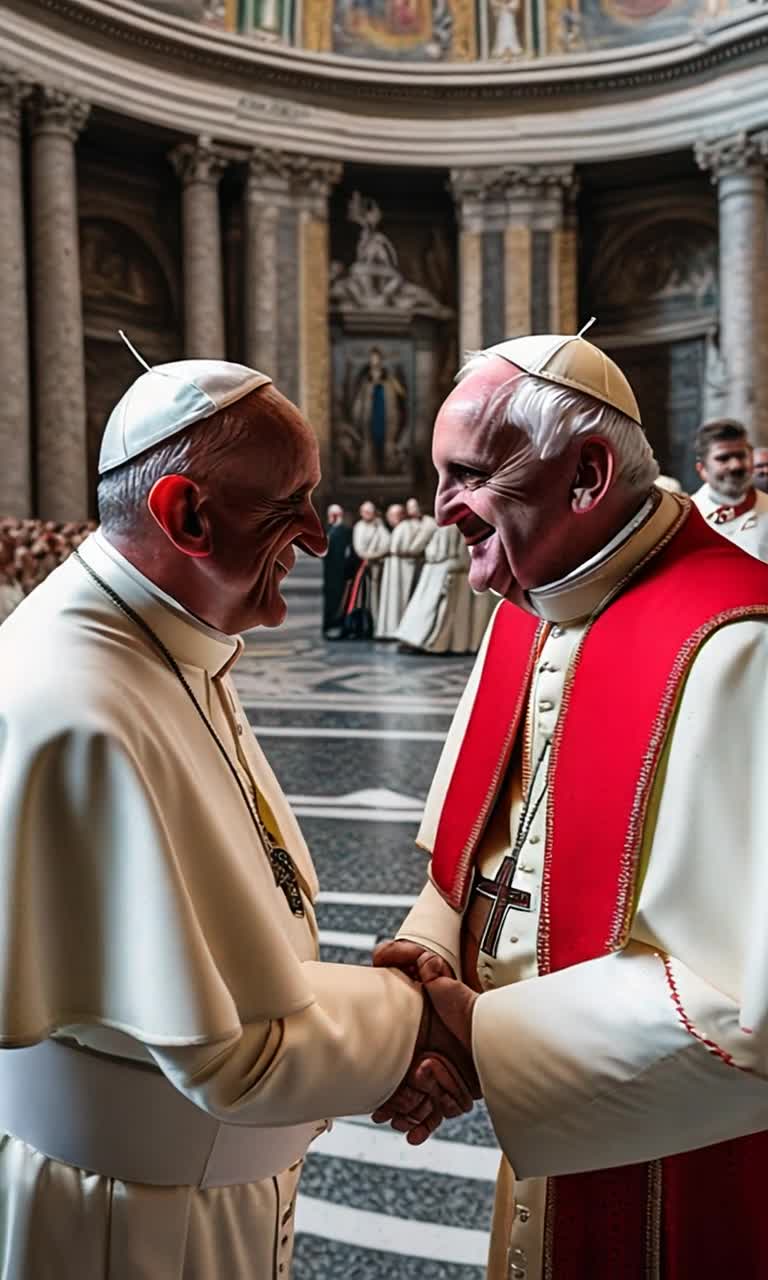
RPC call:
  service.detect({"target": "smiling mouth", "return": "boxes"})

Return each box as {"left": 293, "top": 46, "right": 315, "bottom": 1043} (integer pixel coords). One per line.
{"left": 458, "top": 517, "right": 495, "bottom": 547}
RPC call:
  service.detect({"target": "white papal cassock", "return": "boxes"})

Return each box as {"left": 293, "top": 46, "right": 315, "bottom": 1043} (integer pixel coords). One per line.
{"left": 397, "top": 492, "right": 768, "bottom": 1279}
{"left": 0, "top": 531, "right": 423, "bottom": 1279}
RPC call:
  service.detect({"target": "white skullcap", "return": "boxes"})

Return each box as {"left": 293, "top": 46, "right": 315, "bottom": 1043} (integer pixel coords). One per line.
{"left": 98, "top": 358, "right": 273, "bottom": 474}
{"left": 484, "top": 332, "right": 642, "bottom": 425}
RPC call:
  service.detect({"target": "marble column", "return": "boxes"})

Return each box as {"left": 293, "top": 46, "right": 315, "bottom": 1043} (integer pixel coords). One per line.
{"left": 294, "top": 158, "right": 342, "bottom": 494}
{"left": 450, "top": 164, "right": 578, "bottom": 353}
{"left": 29, "top": 86, "right": 90, "bottom": 520}
{"left": 244, "top": 150, "right": 340, "bottom": 382}
{"left": 696, "top": 131, "right": 768, "bottom": 438}
{"left": 169, "top": 136, "right": 229, "bottom": 359}
{"left": 0, "top": 71, "right": 31, "bottom": 515}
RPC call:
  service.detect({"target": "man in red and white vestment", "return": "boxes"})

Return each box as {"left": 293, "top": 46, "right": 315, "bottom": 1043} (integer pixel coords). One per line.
{"left": 374, "top": 334, "right": 768, "bottom": 1280}
{"left": 692, "top": 417, "right": 768, "bottom": 562}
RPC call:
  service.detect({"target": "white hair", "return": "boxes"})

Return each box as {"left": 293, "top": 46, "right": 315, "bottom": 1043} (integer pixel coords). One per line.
{"left": 458, "top": 355, "right": 659, "bottom": 492}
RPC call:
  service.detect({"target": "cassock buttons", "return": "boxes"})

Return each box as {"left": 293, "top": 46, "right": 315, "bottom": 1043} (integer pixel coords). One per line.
{"left": 236, "top": 722, "right": 243, "bottom": 736}
{"left": 551, "top": 625, "right": 565, "bottom": 638}
{"left": 538, "top": 700, "right": 555, "bottom": 712}
{"left": 528, "top": 834, "right": 541, "bottom": 845}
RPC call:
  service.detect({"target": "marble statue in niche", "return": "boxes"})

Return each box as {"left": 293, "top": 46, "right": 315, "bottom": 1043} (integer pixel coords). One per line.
{"left": 490, "top": 0, "right": 523, "bottom": 55}
{"left": 330, "top": 192, "right": 453, "bottom": 321}
{"left": 348, "top": 345, "right": 409, "bottom": 474}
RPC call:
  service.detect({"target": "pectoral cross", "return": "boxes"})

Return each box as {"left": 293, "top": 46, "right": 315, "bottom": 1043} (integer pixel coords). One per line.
{"left": 268, "top": 845, "right": 306, "bottom": 918}
{"left": 475, "top": 855, "right": 532, "bottom": 959}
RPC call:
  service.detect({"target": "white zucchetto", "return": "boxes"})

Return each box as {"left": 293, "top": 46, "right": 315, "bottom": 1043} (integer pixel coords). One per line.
{"left": 484, "top": 333, "right": 642, "bottom": 425}
{"left": 98, "top": 359, "right": 273, "bottom": 475}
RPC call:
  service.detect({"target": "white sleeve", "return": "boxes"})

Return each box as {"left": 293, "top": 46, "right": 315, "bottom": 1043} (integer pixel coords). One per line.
{"left": 149, "top": 961, "right": 423, "bottom": 1126}
{"left": 475, "top": 620, "right": 768, "bottom": 1178}
{"left": 473, "top": 943, "right": 768, "bottom": 1179}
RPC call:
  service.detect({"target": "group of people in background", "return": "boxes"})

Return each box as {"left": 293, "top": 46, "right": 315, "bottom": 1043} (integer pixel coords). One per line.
{"left": 0, "top": 518, "right": 96, "bottom": 624}
{"left": 323, "top": 495, "right": 496, "bottom": 655}
{"left": 323, "top": 415, "right": 768, "bottom": 657}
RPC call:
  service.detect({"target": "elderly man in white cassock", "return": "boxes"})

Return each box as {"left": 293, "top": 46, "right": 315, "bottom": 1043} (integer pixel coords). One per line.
{"left": 0, "top": 350, "right": 479, "bottom": 1278}
{"left": 373, "top": 332, "right": 768, "bottom": 1279}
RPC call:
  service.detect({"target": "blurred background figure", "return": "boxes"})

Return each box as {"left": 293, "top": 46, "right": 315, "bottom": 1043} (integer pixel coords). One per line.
{"left": 322, "top": 503, "right": 356, "bottom": 639}
{"left": 347, "top": 500, "right": 390, "bottom": 638}
{"left": 0, "top": 536, "right": 24, "bottom": 624}
{"left": 385, "top": 502, "right": 405, "bottom": 530}
{"left": 692, "top": 419, "right": 768, "bottom": 561}
{"left": 753, "top": 446, "right": 768, "bottom": 495}
{"left": 376, "top": 497, "right": 436, "bottom": 639}
{"left": 395, "top": 522, "right": 495, "bottom": 655}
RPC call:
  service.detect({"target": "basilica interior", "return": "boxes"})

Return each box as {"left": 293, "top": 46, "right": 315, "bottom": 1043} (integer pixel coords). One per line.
{"left": 1, "top": 0, "right": 767, "bottom": 1275}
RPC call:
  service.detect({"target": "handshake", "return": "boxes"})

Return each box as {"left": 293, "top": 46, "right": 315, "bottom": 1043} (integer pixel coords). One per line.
{"left": 370, "top": 940, "right": 482, "bottom": 1145}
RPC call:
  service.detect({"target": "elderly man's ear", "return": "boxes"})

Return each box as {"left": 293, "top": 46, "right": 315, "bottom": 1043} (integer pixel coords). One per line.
{"left": 147, "top": 475, "right": 212, "bottom": 558}
{"left": 570, "top": 438, "right": 615, "bottom": 513}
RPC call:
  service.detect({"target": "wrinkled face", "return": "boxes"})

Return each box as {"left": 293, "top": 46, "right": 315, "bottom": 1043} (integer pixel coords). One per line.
{"left": 205, "top": 396, "right": 325, "bottom": 631}
{"left": 697, "top": 439, "right": 753, "bottom": 502}
{"left": 360, "top": 501, "right": 376, "bottom": 523}
{"left": 432, "top": 360, "right": 584, "bottom": 597}
{"left": 753, "top": 447, "right": 768, "bottom": 492}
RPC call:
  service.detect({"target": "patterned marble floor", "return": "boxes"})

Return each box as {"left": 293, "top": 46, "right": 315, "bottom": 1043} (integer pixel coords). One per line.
{"left": 231, "top": 554, "right": 499, "bottom": 1280}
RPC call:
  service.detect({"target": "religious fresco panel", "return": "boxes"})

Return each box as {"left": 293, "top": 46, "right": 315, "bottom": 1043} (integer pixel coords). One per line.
{"left": 237, "top": 0, "right": 293, "bottom": 37}
{"left": 478, "top": 0, "right": 535, "bottom": 59}
{"left": 304, "top": 0, "right": 477, "bottom": 59}
{"left": 549, "top": 0, "right": 726, "bottom": 54}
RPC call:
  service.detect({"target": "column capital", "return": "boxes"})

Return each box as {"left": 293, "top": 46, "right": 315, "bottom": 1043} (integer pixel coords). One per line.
{"left": 450, "top": 163, "right": 577, "bottom": 203}
{"left": 247, "top": 146, "right": 341, "bottom": 207}
{"left": 695, "top": 130, "right": 768, "bottom": 181}
{"left": 169, "top": 135, "right": 229, "bottom": 187}
{"left": 0, "top": 69, "right": 31, "bottom": 138}
{"left": 28, "top": 85, "right": 89, "bottom": 140}
{"left": 450, "top": 163, "right": 578, "bottom": 231}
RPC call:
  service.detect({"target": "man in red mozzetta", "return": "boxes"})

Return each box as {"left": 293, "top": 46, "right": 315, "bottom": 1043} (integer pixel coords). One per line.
{"left": 691, "top": 417, "right": 768, "bottom": 561}
{"left": 373, "top": 332, "right": 768, "bottom": 1280}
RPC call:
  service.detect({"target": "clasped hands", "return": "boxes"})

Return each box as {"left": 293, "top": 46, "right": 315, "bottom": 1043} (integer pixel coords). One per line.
{"left": 370, "top": 940, "right": 481, "bottom": 1145}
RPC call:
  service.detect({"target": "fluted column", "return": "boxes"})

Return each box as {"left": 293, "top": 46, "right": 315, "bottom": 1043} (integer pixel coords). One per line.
{"left": 296, "top": 158, "right": 342, "bottom": 498}
{"left": 696, "top": 131, "right": 768, "bottom": 437}
{"left": 169, "top": 136, "right": 228, "bottom": 358}
{"left": 29, "top": 86, "right": 90, "bottom": 520}
{"left": 450, "top": 164, "right": 578, "bottom": 353}
{"left": 244, "top": 150, "right": 340, "bottom": 409}
{"left": 0, "top": 71, "right": 31, "bottom": 515}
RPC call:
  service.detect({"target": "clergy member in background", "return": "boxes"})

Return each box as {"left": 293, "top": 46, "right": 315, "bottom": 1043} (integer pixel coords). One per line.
{"left": 350, "top": 498, "right": 390, "bottom": 625}
{"left": 376, "top": 496, "right": 436, "bottom": 638}
{"left": 753, "top": 444, "right": 768, "bottom": 494}
{"left": 322, "top": 502, "right": 355, "bottom": 639}
{"left": 385, "top": 501, "right": 405, "bottom": 530}
{"left": 692, "top": 418, "right": 768, "bottom": 560}
{"left": 373, "top": 333, "right": 768, "bottom": 1278}
{"left": 0, "top": 353, "right": 478, "bottom": 1279}
{"left": 396, "top": 522, "right": 489, "bottom": 656}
